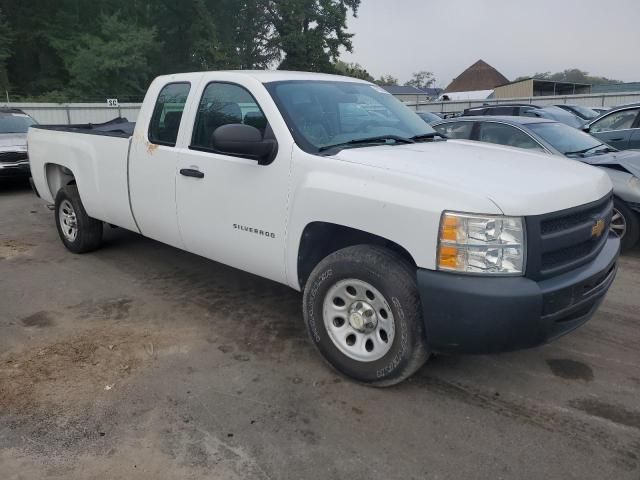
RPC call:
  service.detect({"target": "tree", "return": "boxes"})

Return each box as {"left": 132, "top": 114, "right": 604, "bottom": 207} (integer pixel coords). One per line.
{"left": 515, "top": 69, "right": 622, "bottom": 85}
{"left": 59, "top": 13, "right": 159, "bottom": 98}
{"left": 264, "top": 0, "right": 361, "bottom": 72}
{"left": 405, "top": 70, "right": 435, "bottom": 90}
{"left": 334, "top": 61, "right": 374, "bottom": 81}
{"left": 375, "top": 75, "right": 399, "bottom": 86}
{"left": 0, "top": 7, "right": 12, "bottom": 93}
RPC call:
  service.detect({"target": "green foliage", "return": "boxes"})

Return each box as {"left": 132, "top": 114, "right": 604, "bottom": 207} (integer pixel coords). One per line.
{"left": 0, "top": 7, "right": 12, "bottom": 92}
{"left": 265, "top": 0, "right": 361, "bottom": 72}
{"left": 0, "top": 0, "right": 361, "bottom": 101}
{"left": 405, "top": 71, "right": 435, "bottom": 90}
{"left": 334, "top": 61, "right": 374, "bottom": 82}
{"left": 375, "top": 75, "right": 399, "bottom": 86}
{"left": 515, "top": 69, "right": 623, "bottom": 85}
{"left": 60, "top": 13, "right": 159, "bottom": 97}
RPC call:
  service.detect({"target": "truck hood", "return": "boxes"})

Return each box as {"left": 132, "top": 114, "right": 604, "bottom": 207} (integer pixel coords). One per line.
{"left": 581, "top": 149, "right": 640, "bottom": 179}
{"left": 0, "top": 133, "right": 27, "bottom": 150}
{"left": 330, "top": 140, "right": 612, "bottom": 216}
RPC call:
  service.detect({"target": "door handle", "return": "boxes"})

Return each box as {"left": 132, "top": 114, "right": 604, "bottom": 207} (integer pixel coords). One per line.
{"left": 180, "top": 168, "right": 204, "bottom": 179}
{"left": 609, "top": 138, "right": 624, "bottom": 142}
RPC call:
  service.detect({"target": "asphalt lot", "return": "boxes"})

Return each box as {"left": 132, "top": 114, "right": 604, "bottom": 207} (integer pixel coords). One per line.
{"left": 1, "top": 179, "right": 639, "bottom": 480}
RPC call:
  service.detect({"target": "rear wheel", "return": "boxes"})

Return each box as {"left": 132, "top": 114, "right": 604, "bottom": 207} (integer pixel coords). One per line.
{"left": 303, "top": 245, "right": 429, "bottom": 386}
{"left": 612, "top": 199, "right": 639, "bottom": 252}
{"left": 55, "top": 185, "right": 103, "bottom": 253}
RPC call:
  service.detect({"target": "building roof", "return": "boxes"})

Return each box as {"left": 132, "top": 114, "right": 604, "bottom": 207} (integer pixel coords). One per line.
{"left": 591, "top": 82, "right": 640, "bottom": 94}
{"left": 444, "top": 60, "right": 509, "bottom": 93}
{"left": 495, "top": 77, "right": 591, "bottom": 88}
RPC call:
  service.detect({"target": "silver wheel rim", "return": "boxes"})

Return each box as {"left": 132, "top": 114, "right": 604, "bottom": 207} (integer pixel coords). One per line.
{"left": 59, "top": 199, "right": 78, "bottom": 242}
{"left": 611, "top": 208, "right": 627, "bottom": 239}
{"left": 322, "top": 279, "right": 395, "bottom": 362}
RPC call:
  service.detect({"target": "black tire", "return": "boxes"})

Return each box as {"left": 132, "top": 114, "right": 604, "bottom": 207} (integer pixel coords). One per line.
{"left": 303, "top": 245, "right": 429, "bottom": 386}
{"left": 613, "top": 199, "right": 640, "bottom": 252}
{"left": 54, "top": 185, "right": 103, "bottom": 253}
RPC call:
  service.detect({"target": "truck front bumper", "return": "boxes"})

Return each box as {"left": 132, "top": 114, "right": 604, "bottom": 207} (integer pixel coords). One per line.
{"left": 417, "top": 233, "right": 619, "bottom": 354}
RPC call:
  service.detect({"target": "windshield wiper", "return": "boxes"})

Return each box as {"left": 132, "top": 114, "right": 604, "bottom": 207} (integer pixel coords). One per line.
{"left": 318, "top": 135, "right": 414, "bottom": 153}
{"left": 411, "top": 132, "right": 447, "bottom": 141}
{"left": 565, "top": 143, "right": 605, "bottom": 157}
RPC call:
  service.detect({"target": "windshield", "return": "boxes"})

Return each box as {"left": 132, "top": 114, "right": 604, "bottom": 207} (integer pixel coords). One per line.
{"left": 0, "top": 114, "right": 36, "bottom": 134}
{"left": 265, "top": 80, "right": 436, "bottom": 153}
{"left": 528, "top": 122, "right": 607, "bottom": 155}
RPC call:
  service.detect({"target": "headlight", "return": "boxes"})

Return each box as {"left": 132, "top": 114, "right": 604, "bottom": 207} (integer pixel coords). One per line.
{"left": 437, "top": 212, "right": 525, "bottom": 275}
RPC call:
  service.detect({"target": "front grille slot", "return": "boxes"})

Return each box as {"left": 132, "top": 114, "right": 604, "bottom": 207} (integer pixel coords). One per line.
{"left": 526, "top": 194, "right": 613, "bottom": 280}
{"left": 0, "top": 152, "right": 28, "bottom": 163}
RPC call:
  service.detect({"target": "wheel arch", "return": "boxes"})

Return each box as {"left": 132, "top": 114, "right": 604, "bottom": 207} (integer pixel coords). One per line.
{"left": 296, "top": 221, "right": 417, "bottom": 290}
{"left": 45, "top": 163, "right": 77, "bottom": 200}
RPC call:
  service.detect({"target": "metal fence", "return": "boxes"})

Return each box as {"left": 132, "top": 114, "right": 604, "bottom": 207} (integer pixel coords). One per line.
{"left": 408, "top": 91, "right": 640, "bottom": 115}
{"left": 4, "top": 90, "right": 640, "bottom": 125}
{"left": 2, "top": 102, "right": 142, "bottom": 124}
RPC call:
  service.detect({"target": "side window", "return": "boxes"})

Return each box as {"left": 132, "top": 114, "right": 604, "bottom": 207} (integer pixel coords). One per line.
{"left": 191, "top": 82, "right": 268, "bottom": 151}
{"left": 148, "top": 82, "right": 191, "bottom": 146}
{"left": 478, "top": 123, "right": 544, "bottom": 151}
{"left": 490, "top": 106, "right": 516, "bottom": 116}
{"left": 590, "top": 108, "right": 640, "bottom": 133}
{"left": 433, "top": 122, "right": 473, "bottom": 140}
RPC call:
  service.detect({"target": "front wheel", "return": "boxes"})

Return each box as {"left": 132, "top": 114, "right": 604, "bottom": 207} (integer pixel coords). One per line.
{"left": 55, "top": 185, "right": 103, "bottom": 253}
{"left": 611, "top": 199, "right": 639, "bottom": 252}
{"left": 303, "top": 245, "right": 429, "bottom": 386}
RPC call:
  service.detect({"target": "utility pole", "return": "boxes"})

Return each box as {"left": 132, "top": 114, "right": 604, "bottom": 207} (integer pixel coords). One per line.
{"left": 4, "top": 90, "right": 9, "bottom": 106}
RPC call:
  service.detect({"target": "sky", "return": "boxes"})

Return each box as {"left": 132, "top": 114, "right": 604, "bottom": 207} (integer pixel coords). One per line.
{"left": 340, "top": 0, "right": 640, "bottom": 88}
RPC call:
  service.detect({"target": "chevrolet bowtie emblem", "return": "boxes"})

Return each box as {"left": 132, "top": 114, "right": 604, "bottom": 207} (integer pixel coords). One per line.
{"left": 591, "top": 218, "right": 606, "bottom": 238}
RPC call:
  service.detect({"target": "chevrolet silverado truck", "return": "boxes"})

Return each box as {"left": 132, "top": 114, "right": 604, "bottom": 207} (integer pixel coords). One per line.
{"left": 28, "top": 71, "right": 619, "bottom": 386}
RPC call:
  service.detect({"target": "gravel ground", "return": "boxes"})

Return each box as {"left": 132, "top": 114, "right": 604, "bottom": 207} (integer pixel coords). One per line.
{"left": 1, "top": 179, "right": 639, "bottom": 480}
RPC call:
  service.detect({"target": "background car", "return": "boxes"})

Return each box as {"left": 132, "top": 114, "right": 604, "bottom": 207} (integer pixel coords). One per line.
{"left": 590, "top": 107, "right": 611, "bottom": 116}
{"left": 583, "top": 103, "right": 640, "bottom": 151}
{"left": 0, "top": 107, "right": 37, "bottom": 180}
{"left": 432, "top": 115, "right": 640, "bottom": 250}
{"left": 416, "top": 111, "right": 443, "bottom": 124}
{"left": 462, "top": 103, "right": 585, "bottom": 128}
{"left": 555, "top": 104, "right": 600, "bottom": 121}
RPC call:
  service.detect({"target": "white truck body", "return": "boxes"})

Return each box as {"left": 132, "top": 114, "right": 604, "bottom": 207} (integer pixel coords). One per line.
{"left": 27, "top": 70, "right": 619, "bottom": 385}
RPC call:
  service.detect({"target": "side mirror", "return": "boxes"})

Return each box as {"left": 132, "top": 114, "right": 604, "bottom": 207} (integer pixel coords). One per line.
{"left": 582, "top": 124, "right": 591, "bottom": 133}
{"left": 211, "top": 124, "right": 277, "bottom": 165}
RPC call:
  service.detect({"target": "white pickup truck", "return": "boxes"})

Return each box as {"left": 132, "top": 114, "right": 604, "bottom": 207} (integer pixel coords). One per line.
{"left": 28, "top": 71, "right": 619, "bottom": 385}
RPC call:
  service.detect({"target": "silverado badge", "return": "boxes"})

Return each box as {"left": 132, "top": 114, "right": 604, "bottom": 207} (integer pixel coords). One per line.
{"left": 591, "top": 218, "right": 605, "bottom": 238}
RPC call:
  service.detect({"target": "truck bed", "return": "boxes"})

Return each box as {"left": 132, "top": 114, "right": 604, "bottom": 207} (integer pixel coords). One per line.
{"left": 32, "top": 117, "right": 135, "bottom": 138}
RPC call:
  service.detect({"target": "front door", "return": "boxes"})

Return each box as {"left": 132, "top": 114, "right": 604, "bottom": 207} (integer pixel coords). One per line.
{"left": 589, "top": 107, "right": 640, "bottom": 151}
{"left": 175, "top": 81, "right": 291, "bottom": 284}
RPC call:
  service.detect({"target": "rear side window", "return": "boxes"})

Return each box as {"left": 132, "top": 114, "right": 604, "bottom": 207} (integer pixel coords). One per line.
{"left": 488, "top": 106, "right": 515, "bottom": 116}
{"left": 148, "top": 82, "right": 191, "bottom": 146}
{"left": 191, "top": 82, "right": 268, "bottom": 151}
{"left": 433, "top": 121, "right": 473, "bottom": 139}
{"left": 478, "top": 123, "right": 544, "bottom": 151}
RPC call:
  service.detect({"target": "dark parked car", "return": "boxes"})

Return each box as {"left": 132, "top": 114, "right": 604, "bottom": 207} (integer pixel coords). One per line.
{"left": 416, "top": 111, "right": 443, "bottom": 124}
{"left": 432, "top": 115, "right": 640, "bottom": 250}
{"left": 582, "top": 103, "right": 640, "bottom": 151}
{"left": 555, "top": 104, "right": 600, "bottom": 121}
{"left": 0, "top": 108, "right": 37, "bottom": 179}
{"left": 463, "top": 103, "right": 584, "bottom": 128}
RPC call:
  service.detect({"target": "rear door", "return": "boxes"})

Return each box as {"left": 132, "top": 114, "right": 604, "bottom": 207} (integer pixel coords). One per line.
{"left": 588, "top": 107, "right": 640, "bottom": 150}
{"left": 128, "top": 80, "right": 197, "bottom": 248}
{"left": 628, "top": 115, "right": 640, "bottom": 150}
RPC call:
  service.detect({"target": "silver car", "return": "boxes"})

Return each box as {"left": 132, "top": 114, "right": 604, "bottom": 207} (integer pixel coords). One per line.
{"left": 0, "top": 108, "right": 37, "bottom": 179}
{"left": 432, "top": 115, "right": 640, "bottom": 251}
